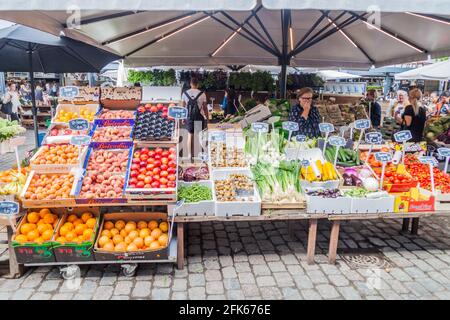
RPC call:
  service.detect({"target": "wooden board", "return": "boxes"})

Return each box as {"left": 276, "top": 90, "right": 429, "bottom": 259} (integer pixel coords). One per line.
{"left": 262, "top": 202, "right": 306, "bottom": 210}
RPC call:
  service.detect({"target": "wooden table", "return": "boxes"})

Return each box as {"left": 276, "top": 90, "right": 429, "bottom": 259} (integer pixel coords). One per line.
{"left": 326, "top": 212, "right": 436, "bottom": 264}
{"left": 174, "top": 208, "right": 327, "bottom": 270}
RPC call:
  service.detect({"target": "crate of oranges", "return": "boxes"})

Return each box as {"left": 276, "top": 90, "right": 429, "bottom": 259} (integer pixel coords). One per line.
{"left": 20, "top": 170, "right": 82, "bottom": 208}
{"left": 94, "top": 212, "right": 171, "bottom": 261}
{"left": 30, "top": 144, "right": 88, "bottom": 173}
{"left": 53, "top": 104, "right": 99, "bottom": 124}
{"left": 53, "top": 209, "right": 100, "bottom": 262}
{"left": 12, "top": 208, "right": 61, "bottom": 264}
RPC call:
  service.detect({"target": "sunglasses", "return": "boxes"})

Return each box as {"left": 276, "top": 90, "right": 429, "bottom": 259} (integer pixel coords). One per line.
{"left": 300, "top": 97, "right": 313, "bottom": 101}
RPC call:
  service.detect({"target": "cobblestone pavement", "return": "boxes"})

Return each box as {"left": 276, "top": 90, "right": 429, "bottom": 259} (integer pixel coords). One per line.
{"left": 2, "top": 215, "right": 450, "bottom": 300}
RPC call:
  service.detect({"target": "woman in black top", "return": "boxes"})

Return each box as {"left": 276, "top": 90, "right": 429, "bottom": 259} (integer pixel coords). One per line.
{"left": 288, "top": 87, "right": 321, "bottom": 138}
{"left": 402, "top": 88, "right": 426, "bottom": 142}
{"left": 224, "top": 86, "right": 239, "bottom": 117}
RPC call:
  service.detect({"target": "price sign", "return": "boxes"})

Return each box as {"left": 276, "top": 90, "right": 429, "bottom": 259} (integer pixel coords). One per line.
{"left": 70, "top": 135, "right": 91, "bottom": 146}
{"left": 296, "top": 135, "right": 307, "bottom": 142}
{"left": 59, "top": 86, "right": 79, "bottom": 99}
{"left": 328, "top": 136, "right": 346, "bottom": 147}
{"left": 355, "top": 119, "right": 371, "bottom": 130}
{"left": 438, "top": 147, "right": 450, "bottom": 173}
{"left": 365, "top": 132, "right": 383, "bottom": 145}
{"left": 168, "top": 106, "right": 188, "bottom": 120}
{"left": 251, "top": 122, "right": 269, "bottom": 133}
{"left": 319, "top": 122, "right": 334, "bottom": 133}
{"left": 419, "top": 156, "right": 438, "bottom": 166}
{"left": 394, "top": 130, "right": 412, "bottom": 143}
{"left": 282, "top": 121, "right": 299, "bottom": 132}
{"left": 0, "top": 201, "right": 20, "bottom": 215}
{"left": 210, "top": 132, "right": 226, "bottom": 142}
{"left": 375, "top": 152, "right": 392, "bottom": 163}
{"left": 198, "top": 152, "right": 208, "bottom": 162}
{"left": 301, "top": 160, "right": 310, "bottom": 167}
{"left": 69, "top": 119, "right": 89, "bottom": 131}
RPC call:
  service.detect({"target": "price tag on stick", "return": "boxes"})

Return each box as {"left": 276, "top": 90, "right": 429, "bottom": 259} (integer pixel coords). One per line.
{"left": 282, "top": 121, "right": 299, "bottom": 142}
{"left": 394, "top": 130, "right": 412, "bottom": 164}
{"left": 419, "top": 156, "right": 438, "bottom": 194}
{"left": 375, "top": 152, "right": 393, "bottom": 189}
{"left": 9, "top": 136, "right": 26, "bottom": 173}
{"left": 267, "top": 116, "right": 280, "bottom": 132}
{"left": 70, "top": 135, "right": 91, "bottom": 146}
{"left": 69, "top": 119, "right": 89, "bottom": 131}
{"left": 329, "top": 136, "right": 346, "bottom": 166}
{"left": 438, "top": 148, "right": 450, "bottom": 174}
{"left": 252, "top": 122, "right": 269, "bottom": 161}
{"left": 354, "top": 119, "right": 371, "bottom": 150}
{"left": 319, "top": 122, "right": 334, "bottom": 156}
{"left": 168, "top": 106, "right": 188, "bottom": 139}
{"left": 365, "top": 131, "right": 383, "bottom": 164}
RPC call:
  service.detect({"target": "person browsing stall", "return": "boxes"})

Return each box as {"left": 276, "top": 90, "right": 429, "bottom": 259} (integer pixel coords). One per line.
{"left": 402, "top": 88, "right": 427, "bottom": 142}
{"left": 366, "top": 89, "right": 382, "bottom": 129}
{"left": 288, "top": 87, "right": 321, "bottom": 138}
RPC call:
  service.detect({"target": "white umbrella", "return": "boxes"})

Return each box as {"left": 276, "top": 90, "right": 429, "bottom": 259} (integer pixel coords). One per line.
{"left": 316, "top": 70, "right": 361, "bottom": 81}
{"left": 395, "top": 59, "right": 450, "bottom": 81}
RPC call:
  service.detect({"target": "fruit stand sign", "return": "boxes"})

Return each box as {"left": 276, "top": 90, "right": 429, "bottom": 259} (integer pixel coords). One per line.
{"left": 419, "top": 156, "right": 438, "bottom": 194}
{"left": 394, "top": 130, "right": 412, "bottom": 143}
{"left": 438, "top": 148, "right": 450, "bottom": 173}
{"left": 301, "top": 160, "right": 310, "bottom": 167}
{"left": 282, "top": 121, "right": 299, "bottom": 142}
{"left": 69, "top": 119, "right": 89, "bottom": 131}
{"left": 198, "top": 152, "right": 208, "bottom": 162}
{"left": 168, "top": 106, "right": 188, "bottom": 120}
{"left": 70, "top": 135, "right": 91, "bottom": 146}
{"left": 296, "top": 135, "right": 307, "bottom": 142}
{"left": 251, "top": 122, "right": 269, "bottom": 133}
{"left": 210, "top": 132, "right": 226, "bottom": 142}
{"left": 59, "top": 86, "right": 79, "bottom": 99}
{"left": 329, "top": 136, "right": 346, "bottom": 166}
{"left": 365, "top": 132, "right": 383, "bottom": 145}
{"left": 0, "top": 201, "right": 19, "bottom": 215}
{"left": 355, "top": 119, "right": 371, "bottom": 130}
{"left": 319, "top": 122, "right": 334, "bottom": 133}
{"left": 375, "top": 152, "right": 392, "bottom": 189}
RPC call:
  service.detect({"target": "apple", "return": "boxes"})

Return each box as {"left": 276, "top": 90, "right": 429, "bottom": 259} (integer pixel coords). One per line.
{"left": 129, "top": 177, "right": 138, "bottom": 185}
{"left": 151, "top": 181, "right": 160, "bottom": 188}
{"left": 130, "top": 170, "right": 138, "bottom": 178}
{"left": 137, "top": 174, "right": 146, "bottom": 181}
{"left": 161, "top": 164, "right": 168, "bottom": 171}
{"left": 131, "top": 164, "right": 140, "bottom": 171}
{"left": 145, "top": 104, "right": 152, "bottom": 111}
{"left": 146, "top": 164, "right": 155, "bottom": 171}
{"left": 160, "top": 171, "right": 169, "bottom": 177}
{"left": 137, "top": 181, "right": 145, "bottom": 188}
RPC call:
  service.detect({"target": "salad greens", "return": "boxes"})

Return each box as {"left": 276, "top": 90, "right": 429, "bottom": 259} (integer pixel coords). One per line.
{"left": 178, "top": 184, "right": 212, "bottom": 203}
{"left": 0, "top": 119, "right": 26, "bottom": 142}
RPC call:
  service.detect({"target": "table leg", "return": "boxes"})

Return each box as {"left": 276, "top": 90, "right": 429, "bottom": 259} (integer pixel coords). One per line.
{"left": 411, "top": 218, "right": 420, "bottom": 235}
{"left": 401, "top": 218, "right": 410, "bottom": 232}
{"left": 6, "top": 226, "right": 23, "bottom": 278}
{"left": 177, "top": 222, "right": 185, "bottom": 270}
{"left": 288, "top": 220, "right": 296, "bottom": 239}
{"left": 328, "top": 221, "right": 341, "bottom": 264}
{"left": 307, "top": 219, "right": 318, "bottom": 265}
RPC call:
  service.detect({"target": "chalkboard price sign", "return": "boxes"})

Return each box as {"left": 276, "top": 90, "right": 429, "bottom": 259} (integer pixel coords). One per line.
{"left": 365, "top": 132, "right": 383, "bottom": 144}
{"left": 251, "top": 122, "right": 269, "bottom": 133}
{"left": 296, "top": 135, "right": 307, "bottom": 142}
{"left": 168, "top": 106, "right": 188, "bottom": 120}
{"left": 355, "top": 119, "right": 371, "bottom": 130}
{"left": 328, "top": 136, "right": 346, "bottom": 147}
{"left": 375, "top": 152, "right": 392, "bottom": 163}
{"left": 394, "top": 130, "right": 412, "bottom": 143}
{"left": 59, "top": 86, "right": 79, "bottom": 99}
{"left": 70, "top": 135, "right": 91, "bottom": 146}
{"left": 319, "top": 122, "right": 334, "bottom": 133}
{"left": 69, "top": 119, "right": 89, "bottom": 131}
{"left": 282, "top": 121, "right": 299, "bottom": 132}
{"left": 0, "top": 201, "right": 20, "bottom": 215}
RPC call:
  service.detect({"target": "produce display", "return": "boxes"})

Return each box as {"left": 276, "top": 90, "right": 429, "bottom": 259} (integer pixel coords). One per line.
{"left": 210, "top": 142, "right": 246, "bottom": 168}
{"left": 178, "top": 184, "right": 212, "bottom": 203}
{"left": 325, "top": 146, "right": 361, "bottom": 167}
{"left": 31, "top": 145, "right": 81, "bottom": 165}
{"left": 91, "top": 126, "right": 132, "bottom": 142}
{"left": 215, "top": 174, "right": 255, "bottom": 202}
{"left": 54, "top": 107, "right": 96, "bottom": 123}
{"left": 85, "top": 149, "right": 129, "bottom": 172}
{"left": 179, "top": 165, "right": 209, "bottom": 182}
{"left": 24, "top": 173, "right": 75, "bottom": 200}
{"left": 101, "top": 87, "right": 141, "bottom": 100}
{"left": 133, "top": 104, "right": 175, "bottom": 141}
{"left": 0, "top": 168, "right": 28, "bottom": 196}
{"left": 300, "top": 161, "right": 338, "bottom": 182}
{"left": 0, "top": 118, "right": 26, "bottom": 142}
{"left": 405, "top": 154, "right": 450, "bottom": 193}
{"left": 55, "top": 212, "right": 97, "bottom": 244}
{"left": 127, "top": 147, "right": 177, "bottom": 189}
{"left": 14, "top": 209, "right": 59, "bottom": 244}
{"left": 339, "top": 166, "right": 376, "bottom": 187}
{"left": 424, "top": 116, "right": 450, "bottom": 142}
{"left": 48, "top": 125, "right": 88, "bottom": 137}
{"left": 78, "top": 172, "right": 125, "bottom": 199}
{"left": 307, "top": 189, "right": 343, "bottom": 198}
{"left": 97, "top": 218, "right": 169, "bottom": 252}
{"left": 97, "top": 109, "right": 134, "bottom": 120}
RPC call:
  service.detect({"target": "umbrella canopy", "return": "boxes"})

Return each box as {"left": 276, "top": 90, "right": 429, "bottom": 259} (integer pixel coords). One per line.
{"left": 0, "top": 24, "right": 121, "bottom": 73}
{"left": 395, "top": 60, "right": 450, "bottom": 81}
{"left": 316, "top": 70, "right": 361, "bottom": 81}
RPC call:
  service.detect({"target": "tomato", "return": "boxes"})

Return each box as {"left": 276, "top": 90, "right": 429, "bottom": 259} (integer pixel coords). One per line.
{"left": 145, "top": 104, "right": 152, "bottom": 111}
{"left": 140, "top": 154, "right": 149, "bottom": 162}
{"left": 168, "top": 154, "right": 176, "bottom": 161}
{"left": 160, "top": 184, "right": 168, "bottom": 189}
{"left": 129, "top": 184, "right": 136, "bottom": 188}
{"left": 132, "top": 158, "right": 140, "bottom": 164}
{"left": 148, "top": 151, "right": 156, "bottom": 157}
{"left": 140, "top": 161, "right": 147, "bottom": 168}
{"left": 161, "top": 157, "right": 169, "bottom": 165}
{"left": 147, "top": 157, "right": 155, "bottom": 164}
{"left": 168, "top": 174, "right": 176, "bottom": 181}
{"left": 168, "top": 167, "right": 176, "bottom": 174}
{"left": 161, "top": 164, "right": 168, "bottom": 171}
{"left": 137, "top": 174, "right": 146, "bottom": 181}
{"left": 145, "top": 171, "right": 153, "bottom": 177}
{"left": 154, "top": 154, "right": 162, "bottom": 160}
{"left": 162, "top": 112, "right": 168, "bottom": 118}
{"left": 169, "top": 147, "right": 176, "bottom": 154}
{"left": 162, "top": 151, "right": 169, "bottom": 157}
{"left": 160, "top": 170, "right": 168, "bottom": 177}
{"left": 130, "top": 170, "right": 138, "bottom": 178}
{"left": 129, "top": 177, "right": 138, "bottom": 185}
{"left": 168, "top": 182, "right": 176, "bottom": 188}
{"left": 133, "top": 152, "right": 140, "bottom": 158}
{"left": 150, "top": 106, "right": 158, "bottom": 113}
{"left": 137, "top": 181, "right": 145, "bottom": 188}
{"left": 154, "top": 160, "right": 162, "bottom": 167}
{"left": 163, "top": 107, "right": 168, "bottom": 112}
{"left": 151, "top": 181, "right": 160, "bottom": 188}
{"left": 159, "top": 177, "right": 168, "bottom": 185}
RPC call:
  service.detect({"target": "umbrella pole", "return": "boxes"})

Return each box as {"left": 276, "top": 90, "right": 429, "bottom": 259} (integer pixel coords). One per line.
{"left": 28, "top": 49, "right": 39, "bottom": 147}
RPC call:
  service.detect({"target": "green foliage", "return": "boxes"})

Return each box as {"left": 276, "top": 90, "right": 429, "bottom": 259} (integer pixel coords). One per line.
{"left": 229, "top": 71, "right": 275, "bottom": 92}
{"left": 127, "top": 69, "right": 177, "bottom": 86}
{"left": 285, "top": 73, "right": 325, "bottom": 90}
{"left": 0, "top": 118, "right": 26, "bottom": 142}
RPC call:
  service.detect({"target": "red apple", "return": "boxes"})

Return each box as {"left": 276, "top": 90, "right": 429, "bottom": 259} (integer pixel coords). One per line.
{"left": 137, "top": 174, "right": 146, "bottom": 181}
{"left": 146, "top": 164, "right": 155, "bottom": 171}
{"left": 151, "top": 181, "right": 160, "bottom": 188}
{"left": 160, "top": 171, "right": 168, "bottom": 177}
{"left": 137, "top": 181, "right": 145, "bottom": 188}
{"left": 130, "top": 170, "right": 138, "bottom": 178}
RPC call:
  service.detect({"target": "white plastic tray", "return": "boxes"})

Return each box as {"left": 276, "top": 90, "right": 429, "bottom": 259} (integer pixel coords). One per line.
{"left": 350, "top": 196, "right": 395, "bottom": 214}
{"left": 306, "top": 194, "right": 352, "bottom": 214}
{"left": 171, "top": 181, "right": 215, "bottom": 216}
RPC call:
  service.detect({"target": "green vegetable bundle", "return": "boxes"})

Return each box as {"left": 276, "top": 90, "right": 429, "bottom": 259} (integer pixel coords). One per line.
{"left": 325, "top": 146, "right": 361, "bottom": 167}
{"left": 0, "top": 119, "right": 26, "bottom": 142}
{"left": 178, "top": 184, "right": 212, "bottom": 203}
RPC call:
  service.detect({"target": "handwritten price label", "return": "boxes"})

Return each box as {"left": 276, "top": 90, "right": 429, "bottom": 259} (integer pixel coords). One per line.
{"left": 168, "top": 106, "right": 188, "bottom": 120}
{"left": 394, "top": 130, "right": 412, "bottom": 143}
{"left": 210, "top": 132, "right": 226, "bottom": 142}
{"left": 251, "top": 122, "right": 269, "bottom": 133}
{"left": 355, "top": 119, "right": 371, "bottom": 130}
{"left": 282, "top": 121, "right": 299, "bottom": 132}
{"left": 70, "top": 135, "right": 91, "bottom": 146}
{"left": 375, "top": 152, "right": 392, "bottom": 163}
{"left": 438, "top": 148, "right": 450, "bottom": 158}
{"left": 0, "top": 201, "right": 19, "bottom": 215}
{"left": 59, "top": 86, "right": 79, "bottom": 99}
{"left": 69, "top": 119, "right": 89, "bottom": 131}
{"left": 319, "top": 122, "right": 334, "bottom": 134}
{"left": 328, "top": 136, "right": 346, "bottom": 147}
{"left": 419, "top": 156, "right": 438, "bottom": 166}
{"left": 365, "top": 132, "right": 383, "bottom": 144}
{"left": 296, "top": 135, "right": 307, "bottom": 142}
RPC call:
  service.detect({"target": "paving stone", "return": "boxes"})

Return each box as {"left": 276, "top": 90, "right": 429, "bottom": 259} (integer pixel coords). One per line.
{"left": 404, "top": 267, "right": 428, "bottom": 279}
{"left": 329, "top": 275, "right": 350, "bottom": 287}
{"left": 204, "top": 259, "right": 221, "bottom": 270}
{"left": 188, "top": 287, "right": 206, "bottom": 300}
{"left": 435, "top": 291, "right": 450, "bottom": 299}
{"left": 366, "top": 295, "right": 383, "bottom": 300}
{"left": 93, "top": 286, "right": 114, "bottom": 300}
{"left": 416, "top": 278, "right": 445, "bottom": 293}
{"left": 316, "top": 284, "right": 340, "bottom": 299}
{"left": 172, "top": 292, "right": 188, "bottom": 300}
{"left": 281, "top": 287, "right": 301, "bottom": 300}
{"left": 379, "top": 289, "right": 402, "bottom": 300}
{"left": 256, "top": 276, "right": 276, "bottom": 287}
{"left": 219, "top": 255, "right": 233, "bottom": 267}
{"left": 30, "top": 292, "right": 52, "bottom": 300}
{"left": 263, "top": 253, "right": 280, "bottom": 262}
{"left": 206, "top": 281, "right": 224, "bottom": 295}
{"left": 227, "top": 289, "right": 245, "bottom": 300}
{"left": 235, "top": 262, "right": 251, "bottom": 273}
{"left": 301, "top": 289, "right": 322, "bottom": 300}
{"left": 273, "top": 272, "right": 294, "bottom": 287}
{"left": 22, "top": 272, "right": 45, "bottom": 288}
{"left": 337, "top": 286, "right": 362, "bottom": 300}
{"left": 172, "top": 279, "right": 187, "bottom": 291}
{"left": 205, "top": 270, "right": 222, "bottom": 281}
{"left": 111, "top": 295, "right": 129, "bottom": 300}
{"left": 189, "top": 274, "right": 206, "bottom": 287}
{"left": 0, "top": 279, "right": 22, "bottom": 291}
{"left": 99, "top": 272, "right": 117, "bottom": 286}
{"left": 268, "top": 261, "right": 287, "bottom": 272}
{"left": 38, "top": 279, "right": 61, "bottom": 292}
{"left": 404, "top": 282, "right": 430, "bottom": 297}
{"left": 132, "top": 281, "right": 151, "bottom": 298}
{"left": 253, "top": 264, "right": 271, "bottom": 276}
{"left": 151, "top": 288, "right": 171, "bottom": 300}
{"left": 0, "top": 292, "right": 11, "bottom": 300}
{"left": 114, "top": 280, "right": 132, "bottom": 296}
{"left": 389, "top": 268, "right": 414, "bottom": 281}
{"left": 153, "top": 275, "right": 172, "bottom": 287}
{"left": 428, "top": 271, "right": 450, "bottom": 285}
{"left": 248, "top": 255, "right": 265, "bottom": 265}
{"left": 286, "top": 265, "right": 304, "bottom": 276}
{"left": 188, "top": 263, "right": 204, "bottom": 273}
{"left": 238, "top": 272, "right": 256, "bottom": 284}
{"left": 222, "top": 266, "right": 237, "bottom": 279}
{"left": 320, "top": 264, "right": 341, "bottom": 275}
{"left": 52, "top": 293, "right": 74, "bottom": 300}
{"left": 78, "top": 280, "right": 98, "bottom": 294}
{"left": 306, "top": 270, "right": 329, "bottom": 284}
{"left": 260, "top": 286, "right": 283, "bottom": 300}
{"left": 11, "top": 288, "right": 34, "bottom": 300}
{"left": 242, "top": 284, "right": 260, "bottom": 297}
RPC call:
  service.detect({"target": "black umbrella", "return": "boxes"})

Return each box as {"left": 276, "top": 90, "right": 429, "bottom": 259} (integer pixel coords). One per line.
{"left": 0, "top": 24, "right": 121, "bottom": 146}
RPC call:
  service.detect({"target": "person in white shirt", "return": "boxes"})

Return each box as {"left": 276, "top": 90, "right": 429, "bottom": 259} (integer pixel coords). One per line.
{"left": 2, "top": 83, "right": 22, "bottom": 122}
{"left": 392, "top": 90, "right": 408, "bottom": 125}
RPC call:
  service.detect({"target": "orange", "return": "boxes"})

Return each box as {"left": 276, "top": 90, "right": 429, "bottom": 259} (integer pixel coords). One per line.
{"left": 151, "top": 228, "right": 162, "bottom": 239}
{"left": 81, "top": 212, "right": 93, "bottom": 223}
{"left": 149, "top": 241, "right": 160, "bottom": 250}
{"left": 124, "top": 236, "right": 132, "bottom": 244}
{"left": 114, "top": 242, "right": 127, "bottom": 252}
{"left": 159, "top": 222, "right": 169, "bottom": 233}
{"left": 39, "top": 208, "right": 51, "bottom": 218}
{"left": 98, "top": 236, "right": 110, "bottom": 247}
{"left": 83, "top": 229, "right": 93, "bottom": 241}
{"left": 158, "top": 233, "right": 169, "bottom": 247}
{"left": 119, "top": 229, "right": 128, "bottom": 238}
{"left": 74, "top": 224, "right": 87, "bottom": 236}
{"left": 128, "top": 230, "right": 139, "bottom": 241}
{"left": 110, "top": 228, "right": 119, "bottom": 237}
{"left": 139, "top": 228, "right": 151, "bottom": 238}
{"left": 27, "top": 212, "right": 40, "bottom": 224}
{"left": 113, "top": 235, "right": 124, "bottom": 245}
{"left": 65, "top": 231, "right": 76, "bottom": 242}
{"left": 35, "top": 237, "right": 44, "bottom": 244}
{"left": 127, "top": 243, "right": 138, "bottom": 252}
{"left": 73, "top": 219, "right": 83, "bottom": 227}
{"left": 103, "top": 242, "right": 115, "bottom": 251}
{"left": 133, "top": 237, "right": 144, "bottom": 249}
{"left": 15, "top": 234, "right": 28, "bottom": 243}
{"left": 137, "top": 221, "right": 148, "bottom": 230}
{"left": 56, "top": 236, "right": 66, "bottom": 244}
{"left": 27, "top": 230, "right": 40, "bottom": 242}
{"left": 37, "top": 224, "right": 49, "bottom": 235}
{"left": 148, "top": 220, "right": 158, "bottom": 230}
{"left": 37, "top": 220, "right": 45, "bottom": 226}
{"left": 104, "top": 221, "right": 114, "bottom": 230}
{"left": 43, "top": 213, "right": 55, "bottom": 224}
{"left": 59, "top": 225, "right": 70, "bottom": 237}
{"left": 124, "top": 223, "right": 136, "bottom": 233}
{"left": 67, "top": 214, "right": 78, "bottom": 223}
{"left": 144, "top": 236, "right": 155, "bottom": 247}
{"left": 115, "top": 220, "right": 126, "bottom": 231}
{"left": 42, "top": 229, "right": 53, "bottom": 241}
{"left": 20, "top": 223, "right": 35, "bottom": 235}
{"left": 64, "top": 222, "right": 74, "bottom": 231}
{"left": 86, "top": 218, "right": 96, "bottom": 229}
{"left": 101, "top": 230, "right": 112, "bottom": 238}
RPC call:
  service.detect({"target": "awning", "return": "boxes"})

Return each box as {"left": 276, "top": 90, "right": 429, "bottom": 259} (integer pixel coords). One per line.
{"left": 395, "top": 60, "right": 450, "bottom": 81}
{"left": 316, "top": 70, "right": 361, "bottom": 81}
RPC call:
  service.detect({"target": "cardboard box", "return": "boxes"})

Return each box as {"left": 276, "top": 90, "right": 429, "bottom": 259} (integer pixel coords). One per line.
{"left": 393, "top": 189, "right": 435, "bottom": 212}
{"left": 53, "top": 208, "right": 100, "bottom": 263}
{"left": 58, "top": 87, "right": 100, "bottom": 104}
{"left": 93, "top": 212, "right": 171, "bottom": 262}
{"left": 239, "top": 104, "right": 272, "bottom": 128}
